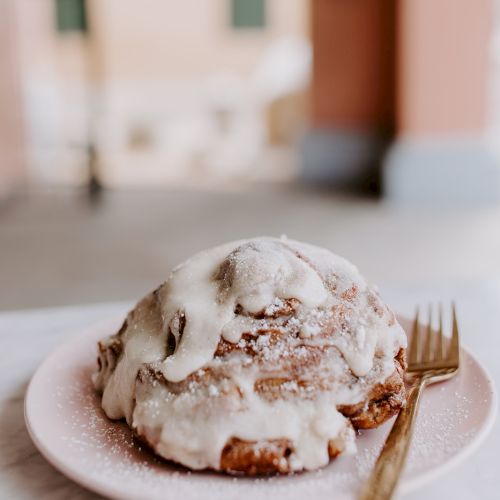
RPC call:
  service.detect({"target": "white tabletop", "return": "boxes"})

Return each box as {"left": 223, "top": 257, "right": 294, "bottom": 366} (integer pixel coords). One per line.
{"left": 1, "top": 282, "right": 498, "bottom": 500}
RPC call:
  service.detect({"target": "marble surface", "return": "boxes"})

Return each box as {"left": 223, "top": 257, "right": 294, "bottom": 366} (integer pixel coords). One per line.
{"left": 1, "top": 283, "right": 499, "bottom": 500}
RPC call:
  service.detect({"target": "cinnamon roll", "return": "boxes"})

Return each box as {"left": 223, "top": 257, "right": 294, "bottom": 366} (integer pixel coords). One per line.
{"left": 93, "top": 237, "right": 407, "bottom": 474}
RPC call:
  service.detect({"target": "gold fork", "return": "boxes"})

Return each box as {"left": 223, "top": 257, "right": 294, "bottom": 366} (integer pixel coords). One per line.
{"left": 358, "top": 304, "right": 460, "bottom": 500}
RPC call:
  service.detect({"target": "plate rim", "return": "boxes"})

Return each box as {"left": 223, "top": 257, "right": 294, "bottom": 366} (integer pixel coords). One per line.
{"left": 24, "top": 315, "right": 498, "bottom": 499}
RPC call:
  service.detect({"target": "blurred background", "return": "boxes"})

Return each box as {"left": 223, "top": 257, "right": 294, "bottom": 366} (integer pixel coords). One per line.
{"left": 1, "top": 0, "right": 500, "bottom": 310}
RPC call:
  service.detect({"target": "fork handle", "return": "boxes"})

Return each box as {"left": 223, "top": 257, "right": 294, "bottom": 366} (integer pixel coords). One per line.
{"left": 358, "top": 380, "right": 426, "bottom": 500}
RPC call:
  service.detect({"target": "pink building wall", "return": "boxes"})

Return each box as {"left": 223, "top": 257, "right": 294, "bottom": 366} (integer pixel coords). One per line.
{"left": 0, "top": 0, "right": 26, "bottom": 198}
{"left": 311, "top": 0, "right": 396, "bottom": 131}
{"left": 398, "top": 0, "right": 492, "bottom": 136}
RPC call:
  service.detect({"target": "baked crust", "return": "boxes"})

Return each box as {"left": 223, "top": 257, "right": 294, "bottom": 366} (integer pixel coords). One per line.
{"left": 338, "top": 348, "right": 406, "bottom": 429}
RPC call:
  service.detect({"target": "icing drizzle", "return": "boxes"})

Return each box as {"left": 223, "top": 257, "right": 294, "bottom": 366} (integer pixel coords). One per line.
{"left": 160, "top": 239, "right": 328, "bottom": 382}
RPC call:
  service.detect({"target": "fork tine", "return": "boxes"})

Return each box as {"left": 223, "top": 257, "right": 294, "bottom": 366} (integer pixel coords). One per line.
{"left": 409, "top": 307, "right": 420, "bottom": 364}
{"left": 423, "top": 304, "right": 433, "bottom": 362}
{"left": 436, "top": 302, "right": 444, "bottom": 360}
{"left": 448, "top": 302, "right": 460, "bottom": 363}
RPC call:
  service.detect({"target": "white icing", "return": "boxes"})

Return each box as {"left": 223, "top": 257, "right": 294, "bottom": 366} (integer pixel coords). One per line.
{"left": 133, "top": 373, "right": 354, "bottom": 471}
{"left": 160, "top": 239, "right": 328, "bottom": 382}
{"left": 94, "top": 236, "right": 407, "bottom": 472}
{"left": 93, "top": 295, "right": 166, "bottom": 423}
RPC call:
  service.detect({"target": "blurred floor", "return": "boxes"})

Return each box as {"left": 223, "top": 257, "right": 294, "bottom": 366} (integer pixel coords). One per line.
{"left": 1, "top": 187, "right": 500, "bottom": 311}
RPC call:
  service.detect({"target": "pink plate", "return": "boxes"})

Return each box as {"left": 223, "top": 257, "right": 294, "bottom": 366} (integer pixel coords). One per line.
{"left": 25, "top": 317, "right": 497, "bottom": 500}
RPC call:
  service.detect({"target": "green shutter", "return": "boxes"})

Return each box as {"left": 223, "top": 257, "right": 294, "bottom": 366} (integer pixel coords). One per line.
{"left": 231, "top": 0, "right": 266, "bottom": 29}
{"left": 55, "top": 0, "right": 87, "bottom": 32}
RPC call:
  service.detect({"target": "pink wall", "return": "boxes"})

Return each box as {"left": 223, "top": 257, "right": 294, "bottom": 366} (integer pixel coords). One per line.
{"left": 311, "top": 0, "right": 492, "bottom": 138}
{"left": 311, "top": 0, "right": 396, "bottom": 131}
{"left": 398, "top": 0, "right": 492, "bottom": 136}
{"left": 0, "top": 0, "right": 25, "bottom": 198}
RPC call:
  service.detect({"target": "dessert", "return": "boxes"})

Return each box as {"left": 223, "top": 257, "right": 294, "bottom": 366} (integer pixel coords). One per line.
{"left": 93, "top": 237, "right": 407, "bottom": 474}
